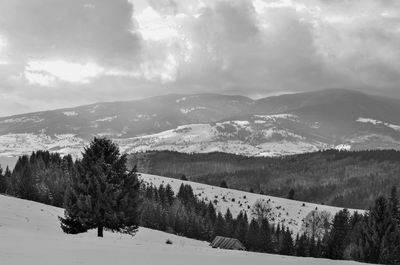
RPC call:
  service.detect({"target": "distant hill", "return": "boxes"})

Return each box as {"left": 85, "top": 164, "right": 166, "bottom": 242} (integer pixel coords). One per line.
{"left": 1, "top": 89, "right": 400, "bottom": 158}
{"left": 129, "top": 149, "right": 400, "bottom": 209}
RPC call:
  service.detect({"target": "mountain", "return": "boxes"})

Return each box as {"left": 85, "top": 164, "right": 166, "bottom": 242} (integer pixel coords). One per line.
{"left": 1, "top": 89, "right": 400, "bottom": 160}
{"left": 0, "top": 186, "right": 367, "bottom": 265}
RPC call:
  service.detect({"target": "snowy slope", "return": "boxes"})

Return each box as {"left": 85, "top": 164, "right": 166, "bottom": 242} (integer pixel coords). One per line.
{"left": 117, "top": 115, "right": 328, "bottom": 157}
{"left": 2, "top": 90, "right": 400, "bottom": 161}
{"left": 0, "top": 194, "right": 370, "bottom": 265}
{"left": 139, "top": 174, "right": 363, "bottom": 235}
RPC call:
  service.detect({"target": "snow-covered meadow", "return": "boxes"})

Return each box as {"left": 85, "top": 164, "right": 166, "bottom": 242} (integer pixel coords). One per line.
{"left": 140, "top": 174, "right": 362, "bottom": 235}
{"left": 0, "top": 194, "right": 369, "bottom": 265}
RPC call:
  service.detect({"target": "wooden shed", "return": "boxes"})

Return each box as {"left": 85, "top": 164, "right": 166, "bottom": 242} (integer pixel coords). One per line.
{"left": 210, "top": 236, "right": 246, "bottom": 251}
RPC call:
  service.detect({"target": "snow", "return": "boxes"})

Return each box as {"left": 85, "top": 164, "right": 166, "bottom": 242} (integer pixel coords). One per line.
{"left": 116, "top": 122, "right": 326, "bottom": 157}
{"left": 335, "top": 144, "right": 351, "bottom": 151}
{"left": 256, "top": 141, "right": 322, "bottom": 157}
{"left": 0, "top": 116, "right": 44, "bottom": 123}
{"left": 140, "top": 174, "right": 363, "bottom": 235}
{"left": 176, "top": 96, "right": 187, "bottom": 103}
{"left": 63, "top": 111, "right": 78, "bottom": 117}
{"left": 0, "top": 192, "right": 369, "bottom": 265}
{"left": 95, "top": 116, "right": 118, "bottom": 122}
{"left": 231, "top": 120, "right": 250, "bottom": 126}
{"left": 180, "top": 106, "right": 206, "bottom": 114}
{"left": 254, "top": 120, "right": 266, "bottom": 124}
{"left": 254, "top": 114, "right": 298, "bottom": 122}
{"left": 0, "top": 133, "right": 86, "bottom": 158}
{"left": 89, "top": 105, "right": 99, "bottom": 114}
{"left": 357, "top": 117, "right": 400, "bottom": 132}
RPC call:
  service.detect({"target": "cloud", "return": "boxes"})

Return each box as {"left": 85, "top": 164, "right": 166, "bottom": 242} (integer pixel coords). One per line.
{"left": 25, "top": 60, "right": 104, "bottom": 85}
{"left": 0, "top": 0, "right": 141, "bottom": 67}
{"left": 0, "top": 0, "right": 400, "bottom": 116}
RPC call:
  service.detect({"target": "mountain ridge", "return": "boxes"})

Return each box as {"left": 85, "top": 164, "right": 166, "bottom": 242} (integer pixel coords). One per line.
{"left": 1, "top": 88, "right": 400, "bottom": 159}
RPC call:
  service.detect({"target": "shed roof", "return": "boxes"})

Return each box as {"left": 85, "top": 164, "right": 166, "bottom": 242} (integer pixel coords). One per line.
{"left": 210, "top": 236, "right": 246, "bottom": 250}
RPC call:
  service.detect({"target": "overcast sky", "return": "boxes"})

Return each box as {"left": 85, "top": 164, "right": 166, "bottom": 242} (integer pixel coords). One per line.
{"left": 0, "top": 0, "right": 400, "bottom": 116}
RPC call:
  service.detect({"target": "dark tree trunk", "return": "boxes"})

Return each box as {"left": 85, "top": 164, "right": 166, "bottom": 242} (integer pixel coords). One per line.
{"left": 98, "top": 226, "right": 103, "bottom": 237}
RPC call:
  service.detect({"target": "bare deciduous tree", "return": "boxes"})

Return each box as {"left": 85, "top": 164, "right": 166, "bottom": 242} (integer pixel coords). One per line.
{"left": 251, "top": 198, "right": 272, "bottom": 223}
{"left": 301, "top": 209, "right": 332, "bottom": 240}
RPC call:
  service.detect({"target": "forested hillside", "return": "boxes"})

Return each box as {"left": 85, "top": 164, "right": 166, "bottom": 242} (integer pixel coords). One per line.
{"left": 129, "top": 150, "right": 400, "bottom": 209}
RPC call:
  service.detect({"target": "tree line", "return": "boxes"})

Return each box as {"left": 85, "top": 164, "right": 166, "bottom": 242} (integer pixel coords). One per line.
{"left": 0, "top": 139, "right": 399, "bottom": 264}
{"left": 129, "top": 150, "right": 400, "bottom": 209}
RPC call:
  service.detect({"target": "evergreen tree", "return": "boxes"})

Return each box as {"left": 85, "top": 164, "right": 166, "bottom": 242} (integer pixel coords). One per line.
{"left": 158, "top": 184, "right": 167, "bottom": 206}
{"left": 295, "top": 234, "right": 310, "bottom": 257}
{"left": 0, "top": 166, "right": 6, "bottom": 193}
{"left": 259, "top": 218, "right": 274, "bottom": 253}
{"left": 224, "top": 208, "right": 234, "bottom": 235}
{"left": 280, "top": 228, "right": 294, "bottom": 255}
{"left": 288, "top": 189, "right": 295, "bottom": 200}
{"left": 326, "top": 209, "right": 350, "bottom": 259}
{"left": 13, "top": 156, "right": 37, "bottom": 200}
{"left": 177, "top": 184, "right": 194, "bottom": 204}
{"left": 60, "top": 137, "right": 141, "bottom": 237}
{"left": 234, "top": 211, "right": 249, "bottom": 244}
{"left": 165, "top": 184, "right": 175, "bottom": 205}
{"left": 3, "top": 166, "right": 11, "bottom": 193}
{"left": 220, "top": 180, "right": 228, "bottom": 188}
{"left": 246, "top": 218, "right": 261, "bottom": 251}
{"left": 213, "top": 212, "right": 226, "bottom": 238}
{"left": 207, "top": 201, "right": 217, "bottom": 224}
{"left": 358, "top": 196, "right": 400, "bottom": 264}
{"left": 390, "top": 186, "right": 400, "bottom": 226}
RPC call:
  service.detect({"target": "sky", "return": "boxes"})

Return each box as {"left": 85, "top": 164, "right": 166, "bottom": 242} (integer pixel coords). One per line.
{"left": 0, "top": 0, "right": 400, "bottom": 116}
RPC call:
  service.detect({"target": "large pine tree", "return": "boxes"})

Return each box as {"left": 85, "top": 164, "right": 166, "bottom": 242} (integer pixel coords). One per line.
{"left": 60, "top": 137, "right": 141, "bottom": 237}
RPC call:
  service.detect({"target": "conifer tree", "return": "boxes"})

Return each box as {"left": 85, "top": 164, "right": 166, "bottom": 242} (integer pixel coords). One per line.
{"left": 280, "top": 228, "right": 294, "bottom": 255}
{"left": 358, "top": 196, "right": 400, "bottom": 264}
{"left": 207, "top": 201, "right": 217, "bottom": 224}
{"left": 60, "top": 137, "right": 141, "bottom": 237}
{"left": 295, "top": 234, "right": 310, "bottom": 257}
{"left": 288, "top": 189, "right": 295, "bottom": 200}
{"left": 3, "top": 166, "right": 11, "bottom": 193}
{"left": 220, "top": 180, "right": 228, "bottom": 188}
{"left": 13, "top": 156, "right": 37, "bottom": 200}
{"left": 259, "top": 218, "right": 274, "bottom": 253}
{"left": 326, "top": 209, "right": 350, "bottom": 259}
{"left": 213, "top": 212, "right": 226, "bottom": 238}
{"left": 234, "top": 211, "right": 249, "bottom": 244}
{"left": 165, "top": 184, "right": 175, "bottom": 205}
{"left": 390, "top": 186, "right": 400, "bottom": 226}
{"left": 246, "top": 218, "right": 262, "bottom": 251}
{"left": 224, "top": 208, "right": 234, "bottom": 235}
{"left": 0, "top": 166, "right": 6, "bottom": 193}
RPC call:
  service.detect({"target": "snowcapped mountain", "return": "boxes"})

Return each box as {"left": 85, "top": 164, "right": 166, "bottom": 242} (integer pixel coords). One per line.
{"left": 1, "top": 89, "right": 400, "bottom": 160}
{"left": 0, "top": 191, "right": 368, "bottom": 265}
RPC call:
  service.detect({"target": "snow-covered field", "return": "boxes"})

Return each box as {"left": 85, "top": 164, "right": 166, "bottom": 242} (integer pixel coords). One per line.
{"left": 2, "top": 115, "right": 400, "bottom": 160}
{"left": 0, "top": 133, "right": 87, "bottom": 158}
{"left": 117, "top": 120, "right": 326, "bottom": 157}
{"left": 140, "top": 174, "right": 363, "bottom": 235}
{"left": 0, "top": 194, "right": 369, "bottom": 265}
